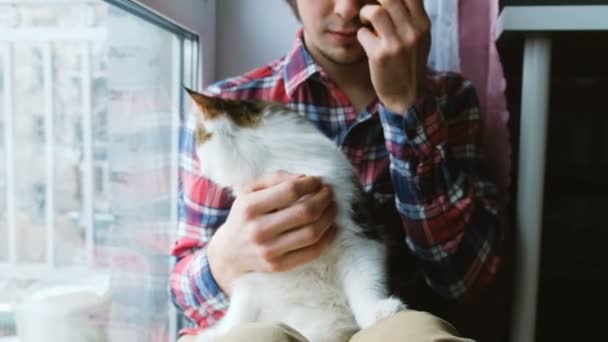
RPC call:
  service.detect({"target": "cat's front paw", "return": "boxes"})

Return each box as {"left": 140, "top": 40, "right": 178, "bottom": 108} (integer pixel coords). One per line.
{"left": 359, "top": 297, "right": 407, "bottom": 329}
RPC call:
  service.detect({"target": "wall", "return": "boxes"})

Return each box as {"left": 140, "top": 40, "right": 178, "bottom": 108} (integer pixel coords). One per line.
{"left": 215, "top": 0, "right": 300, "bottom": 81}
{"left": 136, "top": 0, "right": 216, "bottom": 87}
{"left": 135, "top": 0, "right": 300, "bottom": 84}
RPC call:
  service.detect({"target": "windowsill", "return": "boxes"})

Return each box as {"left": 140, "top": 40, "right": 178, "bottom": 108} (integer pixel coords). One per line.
{"left": 0, "top": 337, "right": 18, "bottom": 342}
{"left": 497, "top": 5, "right": 608, "bottom": 38}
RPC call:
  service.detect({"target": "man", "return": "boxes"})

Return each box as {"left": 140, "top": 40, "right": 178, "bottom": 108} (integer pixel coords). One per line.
{"left": 171, "top": 0, "right": 506, "bottom": 341}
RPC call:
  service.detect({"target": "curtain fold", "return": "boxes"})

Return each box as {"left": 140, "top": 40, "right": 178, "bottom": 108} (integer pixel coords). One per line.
{"left": 425, "top": 0, "right": 511, "bottom": 208}
{"left": 459, "top": 0, "right": 511, "bottom": 208}
{"left": 424, "top": 0, "right": 461, "bottom": 72}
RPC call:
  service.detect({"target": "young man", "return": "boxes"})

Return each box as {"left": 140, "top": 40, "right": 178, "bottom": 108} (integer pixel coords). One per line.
{"left": 171, "top": 0, "right": 506, "bottom": 341}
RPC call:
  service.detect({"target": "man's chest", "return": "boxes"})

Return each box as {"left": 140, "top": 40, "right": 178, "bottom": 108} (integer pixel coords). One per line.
{"left": 295, "top": 105, "right": 396, "bottom": 206}
{"left": 246, "top": 81, "right": 397, "bottom": 202}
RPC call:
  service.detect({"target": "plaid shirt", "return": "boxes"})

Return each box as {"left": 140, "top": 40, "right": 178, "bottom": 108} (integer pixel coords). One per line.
{"left": 170, "top": 30, "right": 504, "bottom": 334}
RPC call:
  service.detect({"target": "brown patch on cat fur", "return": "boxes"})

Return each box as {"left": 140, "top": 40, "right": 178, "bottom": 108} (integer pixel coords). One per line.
{"left": 195, "top": 124, "right": 212, "bottom": 144}
{"left": 185, "top": 87, "right": 264, "bottom": 128}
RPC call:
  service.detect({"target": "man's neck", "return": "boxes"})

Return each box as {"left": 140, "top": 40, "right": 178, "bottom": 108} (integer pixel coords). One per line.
{"left": 305, "top": 39, "right": 377, "bottom": 113}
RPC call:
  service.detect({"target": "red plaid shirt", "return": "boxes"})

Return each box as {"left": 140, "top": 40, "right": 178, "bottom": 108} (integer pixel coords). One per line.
{"left": 170, "top": 30, "right": 504, "bottom": 334}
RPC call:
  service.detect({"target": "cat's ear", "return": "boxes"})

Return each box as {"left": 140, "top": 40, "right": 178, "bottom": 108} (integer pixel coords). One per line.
{"left": 185, "top": 87, "right": 222, "bottom": 121}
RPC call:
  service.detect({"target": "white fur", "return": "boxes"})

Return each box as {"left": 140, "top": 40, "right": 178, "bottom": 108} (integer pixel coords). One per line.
{"left": 194, "top": 104, "right": 407, "bottom": 342}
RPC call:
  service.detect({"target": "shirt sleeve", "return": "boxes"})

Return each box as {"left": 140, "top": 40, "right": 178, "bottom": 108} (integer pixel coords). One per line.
{"left": 169, "top": 113, "right": 234, "bottom": 333}
{"left": 377, "top": 73, "right": 505, "bottom": 301}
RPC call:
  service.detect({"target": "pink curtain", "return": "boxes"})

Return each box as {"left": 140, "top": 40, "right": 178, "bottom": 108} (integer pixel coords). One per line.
{"left": 459, "top": 0, "right": 511, "bottom": 209}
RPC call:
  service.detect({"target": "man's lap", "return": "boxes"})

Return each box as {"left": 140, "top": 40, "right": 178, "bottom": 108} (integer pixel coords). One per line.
{"left": 178, "top": 310, "right": 474, "bottom": 342}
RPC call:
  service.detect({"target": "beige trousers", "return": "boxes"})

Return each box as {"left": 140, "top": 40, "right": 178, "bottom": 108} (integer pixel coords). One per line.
{"left": 178, "top": 310, "right": 475, "bottom": 342}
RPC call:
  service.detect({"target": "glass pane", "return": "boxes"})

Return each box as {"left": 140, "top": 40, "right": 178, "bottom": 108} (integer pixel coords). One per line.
{"left": 183, "top": 38, "right": 192, "bottom": 86}
{"left": 51, "top": 41, "right": 88, "bottom": 268}
{"left": 0, "top": 1, "right": 198, "bottom": 340}
{"left": 12, "top": 42, "right": 47, "bottom": 264}
{"left": 104, "top": 8, "right": 177, "bottom": 340}
{"left": 0, "top": 49, "right": 7, "bottom": 263}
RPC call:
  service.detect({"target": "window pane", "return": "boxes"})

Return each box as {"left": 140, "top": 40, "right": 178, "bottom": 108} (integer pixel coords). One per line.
{"left": 52, "top": 40, "right": 90, "bottom": 268}
{"left": 0, "top": 1, "right": 198, "bottom": 340}
{"left": 0, "top": 44, "right": 7, "bottom": 263}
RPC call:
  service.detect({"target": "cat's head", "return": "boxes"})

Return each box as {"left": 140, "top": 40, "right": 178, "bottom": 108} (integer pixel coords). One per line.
{"left": 185, "top": 87, "right": 268, "bottom": 135}
{"left": 185, "top": 87, "right": 281, "bottom": 189}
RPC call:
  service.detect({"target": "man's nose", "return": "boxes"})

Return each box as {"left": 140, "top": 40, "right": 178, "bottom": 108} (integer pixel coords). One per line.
{"left": 334, "top": 0, "right": 361, "bottom": 22}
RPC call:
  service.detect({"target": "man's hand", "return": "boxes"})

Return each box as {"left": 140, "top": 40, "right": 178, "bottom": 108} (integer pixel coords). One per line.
{"left": 207, "top": 171, "right": 337, "bottom": 294}
{"left": 357, "top": 0, "right": 431, "bottom": 114}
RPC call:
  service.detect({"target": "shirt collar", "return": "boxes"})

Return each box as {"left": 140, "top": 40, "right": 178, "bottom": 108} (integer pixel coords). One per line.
{"left": 280, "top": 29, "right": 381, "bottom": 121}
{"left": 282, "top": 28, "right": 327, "bottom": 98}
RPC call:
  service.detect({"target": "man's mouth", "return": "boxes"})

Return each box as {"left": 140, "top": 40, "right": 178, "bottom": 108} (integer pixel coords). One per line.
{"left": 327, "top": 29, "right": 359, "bottom": 43}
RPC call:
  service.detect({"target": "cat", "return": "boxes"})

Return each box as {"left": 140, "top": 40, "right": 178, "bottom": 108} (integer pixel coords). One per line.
{"left": 186, "top": 88, "right": 407, "bottom": 342}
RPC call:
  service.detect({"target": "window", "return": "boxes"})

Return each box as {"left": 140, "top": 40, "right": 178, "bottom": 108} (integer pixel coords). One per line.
{"left": 0, "top": 0, "right": 201, "bottom": 340}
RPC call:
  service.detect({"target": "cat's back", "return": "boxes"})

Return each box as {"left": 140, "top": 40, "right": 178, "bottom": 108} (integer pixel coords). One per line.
{"left": 255, "top": 112, "right": 356, "bottom": 196}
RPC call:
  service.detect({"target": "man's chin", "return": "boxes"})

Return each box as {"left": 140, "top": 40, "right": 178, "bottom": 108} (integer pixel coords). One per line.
{"left": 320, "top": 48, "right": 367, "bottom": 66}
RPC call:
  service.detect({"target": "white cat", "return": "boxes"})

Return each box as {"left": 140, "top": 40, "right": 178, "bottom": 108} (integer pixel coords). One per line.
{"left": 187, "top": 89, "right": 407, "bottom": 342}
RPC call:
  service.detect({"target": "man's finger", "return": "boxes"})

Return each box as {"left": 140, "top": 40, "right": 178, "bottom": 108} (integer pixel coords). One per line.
{"left": 378, "top": 0, "right": 414, "bottom": 38}
{"left": 245, "top": 175, "right": 323, "bottom": 215}
{"left": 262, "top": 204, "right": 336, "bottom": 259}
{"left": 378, "top": 0, "right": 411, "bottom": 32}
{"left": 357, "top": 26, "right": 380, "bottom": 58}
{"left": 359, "top": 4, "right": 398, "bottom": 41}
{"left": 402, "top": 0, "right": 430, "bottom": 27}
{"left": 265, "top": 225, "right": 337, "bottom": 272}
{"left": 254, "top": 185, "right": 333, "bottom": 241}
{"left": 246, "top": 170, "right": 302, "bottom": 193}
